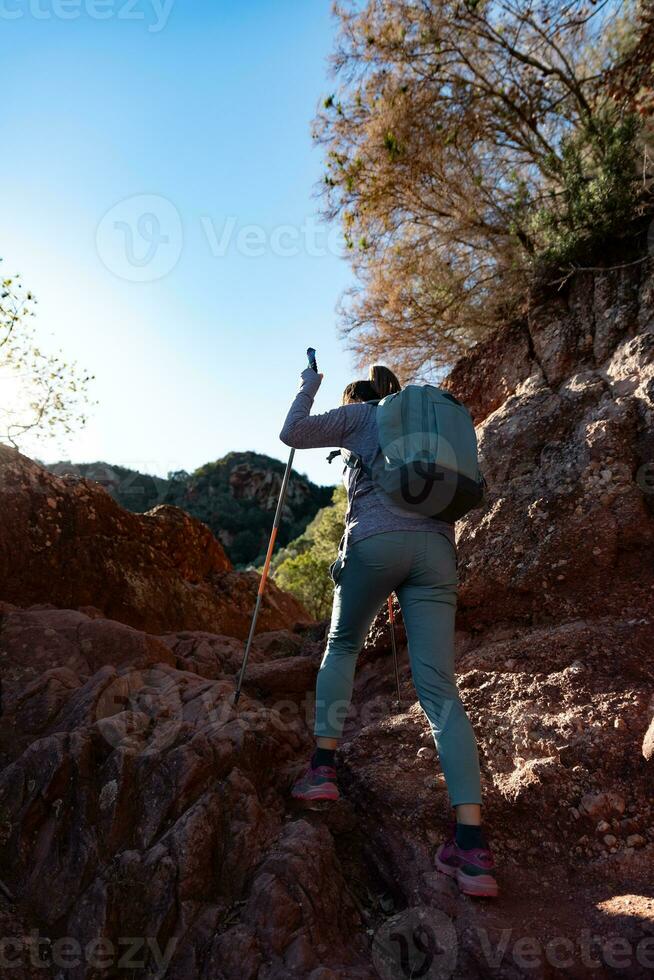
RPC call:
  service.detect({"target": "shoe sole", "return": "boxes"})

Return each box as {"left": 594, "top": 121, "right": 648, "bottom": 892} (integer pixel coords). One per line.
{"left": 291, "top": 785, "right": 339, "bottom": 802}
{"left": 291, "top": 798, "right": 335, "bottom": 812}
{"left": 435, "top": 853, "right": 499, "bottom": 898}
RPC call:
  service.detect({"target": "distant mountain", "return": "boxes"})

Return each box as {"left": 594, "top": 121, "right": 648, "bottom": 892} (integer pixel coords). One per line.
{"left": 44, "top": 452, "right": 335, "bottom": 568}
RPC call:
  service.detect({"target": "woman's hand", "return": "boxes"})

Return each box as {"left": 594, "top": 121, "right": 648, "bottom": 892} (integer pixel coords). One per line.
{"left": 298, "top": 367, "right": 323, "bottom": 399}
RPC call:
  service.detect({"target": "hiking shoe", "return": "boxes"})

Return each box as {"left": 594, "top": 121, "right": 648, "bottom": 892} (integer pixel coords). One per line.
{"left": 291, "top": 763, "right": 340, "bottom": 803}
{"left": 435, "top": 827, "right": 499, "bottom": 898}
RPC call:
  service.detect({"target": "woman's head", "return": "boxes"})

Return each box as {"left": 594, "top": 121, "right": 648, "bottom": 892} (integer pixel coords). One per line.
{"left": 341, "top": 380, "right": 377, "bottom": 405}
{"left": 369, "top": 364, "right": 401, "bottom": 398}
{"left": 341, "top": 365, "right": 402, "bottom": 405}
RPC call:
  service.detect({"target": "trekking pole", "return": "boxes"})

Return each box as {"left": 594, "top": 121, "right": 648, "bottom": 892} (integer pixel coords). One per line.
{"left": 388, "top": 594, "right": 402, "bottom": 707}
{"left": 233, "top": 348, "right": 318, "bottom": 705}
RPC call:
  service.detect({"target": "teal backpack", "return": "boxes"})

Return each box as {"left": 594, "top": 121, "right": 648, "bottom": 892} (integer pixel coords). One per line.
{"left": 335, "top": 385, "right": 487, "bottom": 523}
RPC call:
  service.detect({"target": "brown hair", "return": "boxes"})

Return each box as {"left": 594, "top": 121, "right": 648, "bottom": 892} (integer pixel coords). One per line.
{"left": 369, "top": 364, "right": 402, "bottom": 399}
{"left": 341, "top": 380, "right": 378, "bottom": 405}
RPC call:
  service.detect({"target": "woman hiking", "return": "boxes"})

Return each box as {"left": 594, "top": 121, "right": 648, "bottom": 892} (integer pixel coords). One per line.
{"left": 279, "top": 363, "right": 498, "bottom": 899}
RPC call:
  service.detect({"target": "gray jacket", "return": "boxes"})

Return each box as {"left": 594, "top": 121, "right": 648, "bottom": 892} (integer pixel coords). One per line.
{"left": 279, "top": 370, "right": 456, "bottom": 551}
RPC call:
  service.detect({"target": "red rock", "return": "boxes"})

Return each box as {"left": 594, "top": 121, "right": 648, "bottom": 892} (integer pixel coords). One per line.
{"left": 443, "top": 317, "right": 535, "bottom": 424}
{"left": 0, "top": 445, "right": 311, "bottom": 637}
{"left": 452, "top": 332, "right": 654, "bottom": 630}
{"left": 240, "top": 656, "right": 316, "bottom": 698}
{"left": 580, "top": 791, "right": 626, "bottom": 821}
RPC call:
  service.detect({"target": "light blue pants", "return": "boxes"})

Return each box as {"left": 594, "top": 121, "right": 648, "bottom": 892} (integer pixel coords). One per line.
{"left": 314, "top": 530, "right": 482, "bottom": 806}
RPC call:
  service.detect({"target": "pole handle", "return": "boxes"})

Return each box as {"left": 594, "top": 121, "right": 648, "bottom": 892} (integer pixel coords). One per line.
{"left": 387, "top": 595, "right": 395, "bottom": 624}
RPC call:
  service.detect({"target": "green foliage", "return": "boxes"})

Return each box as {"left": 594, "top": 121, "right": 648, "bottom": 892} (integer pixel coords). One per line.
{"left": 531, "top": 113, "right": 642, "bottom": 267}
{"left": 274, "top": 552, "right": 334, "bottom": 620}
{"left": 383, "top": 132, "right": 403, "bottom": 162}
{"left": 164, "top": 451, "right": 332, "bottom": 567}
{"left": 272, "top": 485, "right": 347, "bottom": 618}
{"left": 303, "top": 484, "right": 348, "bottom": 560}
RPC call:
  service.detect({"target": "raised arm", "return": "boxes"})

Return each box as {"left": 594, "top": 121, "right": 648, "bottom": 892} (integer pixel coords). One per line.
{"left": 279, "top": 369, "right": 368, "bottom": 450}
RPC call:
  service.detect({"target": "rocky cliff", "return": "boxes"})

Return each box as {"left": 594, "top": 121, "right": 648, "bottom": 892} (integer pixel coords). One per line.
{"left": 444, "top": 263, "right": 654, "bottom": 633}
{"left": 0, "top": 446, "right": 311, "bottom": 637}
{"left": 46, "top": 452, "right": 334, "bottom": 568}
{"left": 0, "top": 259, "right": 653, "bottom": 978}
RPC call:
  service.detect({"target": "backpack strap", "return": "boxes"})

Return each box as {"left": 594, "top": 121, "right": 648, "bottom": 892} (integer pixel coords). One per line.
{"left": 326, "top": 446, "right": 375, "bottom": 477}
{"left": 326, "top": 399, "right": 383, "bottom": 556}
{"left": 325, "top": 398, "right": 381, "bottom": 467}
{"left": 325, "top": 448, "right": 369, "bottom": 560}
{"left": 339, "top": 464, "right": 360, "bottom": 557}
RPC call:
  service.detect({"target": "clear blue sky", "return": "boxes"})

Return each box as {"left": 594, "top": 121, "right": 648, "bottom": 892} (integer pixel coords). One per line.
{"left": 1, "top": 0, "right": 361, "bottom": 487}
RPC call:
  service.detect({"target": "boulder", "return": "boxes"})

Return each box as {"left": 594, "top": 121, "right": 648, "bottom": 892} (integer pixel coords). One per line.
{"left": 447, "top": 262, "right": 654, "bottom": 630}
{"left": 0, "top": 445, "right": 311, "bottom": 637}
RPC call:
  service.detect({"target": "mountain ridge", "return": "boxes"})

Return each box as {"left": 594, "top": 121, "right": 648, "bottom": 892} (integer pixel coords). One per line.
{"left": 43, "top": 450, "right": 334, "bottom": 568}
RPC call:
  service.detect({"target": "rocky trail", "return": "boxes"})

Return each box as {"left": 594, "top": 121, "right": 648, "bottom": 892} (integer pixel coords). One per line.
{"left": 0, "top": 259, "right": 653, "bottom": 978}
{"left": 0, "top": 599, "right": 650, "bottom": 979}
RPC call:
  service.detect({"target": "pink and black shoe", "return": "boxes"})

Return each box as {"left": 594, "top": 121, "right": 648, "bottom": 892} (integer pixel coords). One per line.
{"left": 291, "top": 762, "right": 340, "bottom": 804}
{"left": 435, "top": 825, "right": 499, "bottom": 898}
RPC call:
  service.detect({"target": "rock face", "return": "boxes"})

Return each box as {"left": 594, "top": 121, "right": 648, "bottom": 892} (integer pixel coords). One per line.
{"left": 0, "top": 446, "right": 311, "bottom": 638}
{"left": 228, "top": 462, "right": 314, "bottom": 516}
{"left": 443, "top": 263, "right": 654, "bottom": 632}
{"left": 168, "top": 453, "right": 332, "bottom": 567}
{"left": 1, "top": 260, "right": 653, "bottom": 978}
{"left": 48, "top": 451, "right": 334, "bottom": 568}
{"left": 44, "top": 459, "right": 169, "bottom": 512}
{"left": 0, "top": 606, "right": 371, "bottom": 979}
